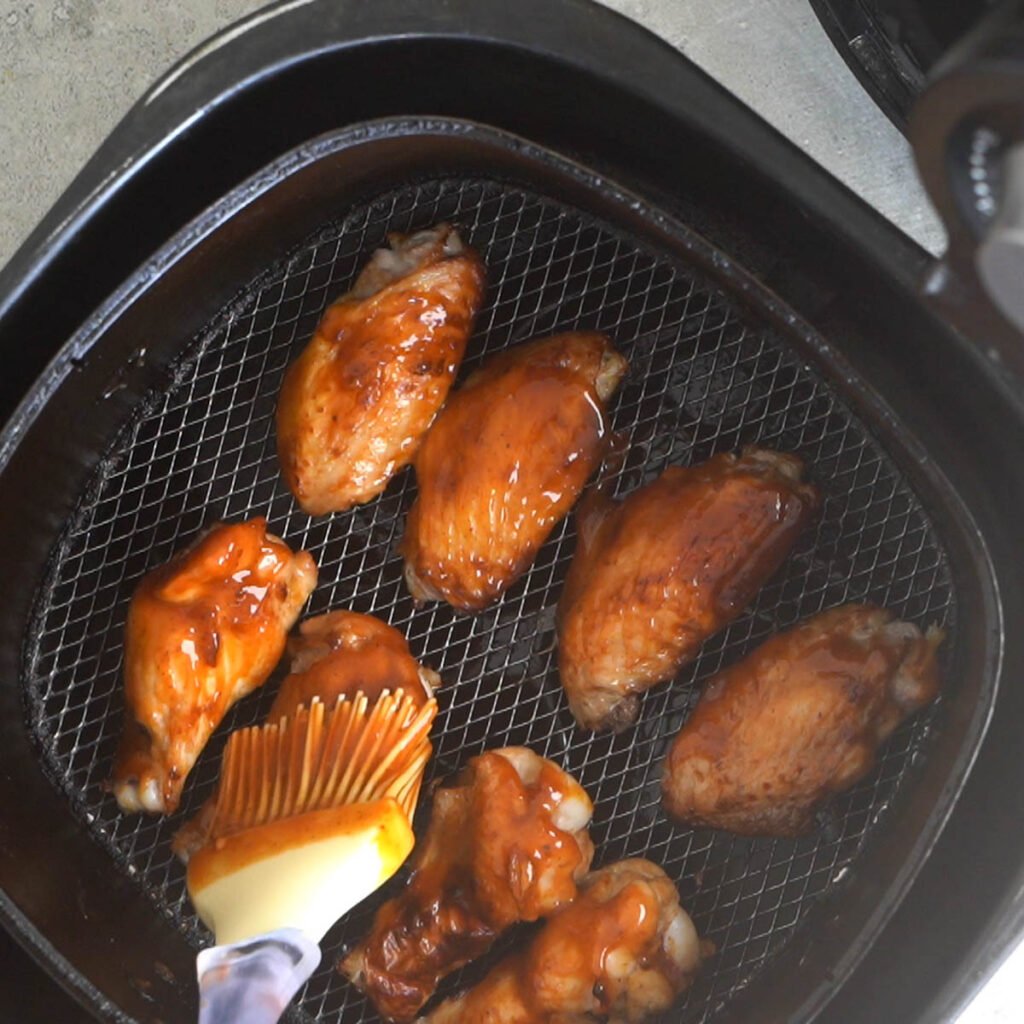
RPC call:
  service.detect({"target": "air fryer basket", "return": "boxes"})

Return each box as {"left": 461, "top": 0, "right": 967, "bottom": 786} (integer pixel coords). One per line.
{"left": 0, "top": 118, "right": 995, "bottom": 1023}
{"left": 0, "top": 4, "right": 1022, "bottom": 1024}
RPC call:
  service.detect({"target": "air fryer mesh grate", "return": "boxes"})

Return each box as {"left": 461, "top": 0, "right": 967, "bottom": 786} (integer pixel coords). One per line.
{"left": 23, "top": 177, "right": 954, "bottom": 1023}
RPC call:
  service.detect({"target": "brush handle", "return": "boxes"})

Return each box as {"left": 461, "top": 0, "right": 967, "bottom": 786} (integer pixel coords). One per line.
{"left": 196, "top": 928, "right": 320, "bottom": 1024}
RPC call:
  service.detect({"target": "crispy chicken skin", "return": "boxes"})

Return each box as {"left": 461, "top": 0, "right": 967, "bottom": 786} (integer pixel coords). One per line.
{"left": 558, "top": 448, "right": 818, "bottom": 731}
{"left": 422, "top": 859, "right": 703, "bottom": 1024}
{"left": 661, "top": 605, "right": 943, "bottom": 837}
{"left": 172, "top": 609, "right": 437, "bottom": 858}
{"left": 402, "top": 332, "right": 628, "bottom": 612}
{"left": 342, "top": 747, "right": 595, "bottom": 1022}
{"left": 276, "top": 224, "right": 485, "bottom": 515}
{"left": 111, "top": 519, "right": 317, "bottom": 815}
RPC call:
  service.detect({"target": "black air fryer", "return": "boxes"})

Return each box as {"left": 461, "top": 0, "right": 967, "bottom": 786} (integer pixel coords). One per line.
{"left": 1, "top": 2, "right": 1023, "bottom": 1022}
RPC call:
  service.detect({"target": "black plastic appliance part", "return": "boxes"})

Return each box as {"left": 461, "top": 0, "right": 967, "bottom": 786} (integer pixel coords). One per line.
{"left": 1, "top": 2, "right": 1024, "bottom": 1023}
{"left": 808, "top": 0, "right": 999, "bottom": 130}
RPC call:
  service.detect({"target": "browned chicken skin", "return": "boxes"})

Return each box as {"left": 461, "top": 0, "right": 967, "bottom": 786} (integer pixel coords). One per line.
{"left": 422, "top": 859, "right": 704, "bottom": 1024}
{"left": 402, "top": 331, "right": 628, "bottom": 612}
{"left": 661, "top": 605, "right": 943, "bottom": 837}
{"left": 172, "top": 609, "right": 438, "bottom": 858}
{"left": 111, "top": 519, "right": 317, "bottom": 815}
{"left": 558, "top": 448, "right": 819, "bottom": 731}
{"left": 342, "top": 747, "right": 595, "bottom": 1022}
{"left": 276, "top": 224, "right": 485, "bottom": 515}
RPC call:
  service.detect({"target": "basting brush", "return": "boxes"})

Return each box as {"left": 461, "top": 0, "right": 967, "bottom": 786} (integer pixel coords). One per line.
{"left": 188, "top": 689, "right": 436, "bottom": 1024}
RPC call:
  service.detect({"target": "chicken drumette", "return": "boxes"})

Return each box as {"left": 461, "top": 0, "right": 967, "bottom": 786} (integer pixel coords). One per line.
{"left": 558, "top": 448, "right": 818, "bottom": 731}
{"left": 402, "top": 331, "right": 628, "bottom": 612}
{"left": 342, "top": 747, "right": 595, "bottom": 1022}
{"left": 276, "top": 224, "right": 485, "bottom": 515}
{"left": 422, "top": 859, "right": 704, "bottom": 1024}
{"left": 661, "top": 604, "right": 943, "bottom": 837}
{"left": 111, "top": 519, "right": 317, "bottom": 814}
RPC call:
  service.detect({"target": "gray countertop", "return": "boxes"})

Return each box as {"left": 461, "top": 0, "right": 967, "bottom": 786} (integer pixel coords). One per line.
{"left": 0, "top": 0, "right": 945, "bottom": 267}
{"left": 0, "top": 1, "right": 1013, "bottom": 1021}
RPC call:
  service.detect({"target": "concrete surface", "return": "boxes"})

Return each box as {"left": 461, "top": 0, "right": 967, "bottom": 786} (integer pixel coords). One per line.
{"left": 0, "top": 0, "right": 945, "bottom": 269}
{"left": 0, "top": 1, "right": 1012, "bottom": 1021}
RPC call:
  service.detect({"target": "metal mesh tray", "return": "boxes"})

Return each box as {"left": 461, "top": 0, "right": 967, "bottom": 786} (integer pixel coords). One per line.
{"left": 22, "top": 173, "right": 955, "bottom": 1023}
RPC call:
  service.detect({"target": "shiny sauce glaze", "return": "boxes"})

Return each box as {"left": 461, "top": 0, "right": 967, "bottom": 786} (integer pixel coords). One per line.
{"left": 558, "top": 447, "right": 819, "bottom": 731}
{"left": 268, "top": 610, "right": 435, "bottom": 721}
{"left": 113, "top": 518, "right": 316, "bottom": 813}
{"left": 342, "top": 749, "right": 593, "bottom": 1022}
{"left": 402, "top": 331, "right": 627, "bottom": 612}
{"left": 276, "top": 226, "right": 485, "bottom": 515}
{"left": 424, "top": 860, "right": 700, "bottom": 1023}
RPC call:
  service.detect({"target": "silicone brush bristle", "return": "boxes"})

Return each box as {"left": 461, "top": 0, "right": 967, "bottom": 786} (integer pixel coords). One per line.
{"left": 207, "top": 689, "right": 437, "bottom": 840}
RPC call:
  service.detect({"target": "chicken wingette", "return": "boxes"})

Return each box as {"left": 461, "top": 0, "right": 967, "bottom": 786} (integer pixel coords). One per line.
{"left": 268, "top": 609, "right": 438, "bottom": 721}
{"left": 402, "top": 331, "right": 628, "bottom": 612}
{"left": 276, "top": 224, "right": 485, "bottom": 515}
{"left": 661, "top": 605, "right": 942, "bottom": 837}
{"left": 558, "top": 448, "right": 818, "bottom": 731}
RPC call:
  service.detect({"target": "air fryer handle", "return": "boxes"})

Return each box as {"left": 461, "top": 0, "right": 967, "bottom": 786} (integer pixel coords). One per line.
{"left": 911, "top": 0, "right": 1024, "bottom": 331}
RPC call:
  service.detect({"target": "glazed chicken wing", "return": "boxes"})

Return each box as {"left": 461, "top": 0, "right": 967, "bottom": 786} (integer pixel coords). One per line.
{"left": 276, "top": 224, "right": 485, "bottom": 515}
{"left": 558, "top": 448, "right": 818, "bottom": 731}
{"left": 111, "top": 519, "right": 317, "bottom": 814}
{"left": 423, "top": 859, "right": 704, "bottom": 1024}
{"left": 662, "top": 605, "right": 943, "bottom": 837}
{"left": 402, "top": 331, "right": 628, "bottom": 611}
{"left": 269, "top": 610, "right": 439, "bottom": 721}
{"left": 172, "top": 609, "right": 438, "bottom": 858}
{"left": 342, "top": 747, "right": 595, "bottom": 1022}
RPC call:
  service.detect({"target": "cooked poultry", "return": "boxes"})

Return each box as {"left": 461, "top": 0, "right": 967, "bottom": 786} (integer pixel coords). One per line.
{"left": 342, "top": 747, "right": 595, "bottom": 1022}
{"left": 662, "top": 604, "right": 943, "bottom": 837}
{"left": 276, "top": 223, "right": 485, "bottom": 515}
{"left": 111, "top": 519, "right": 317, "bottom": 815}
{"left": 172, "top": 609, "right": 439, "bottom": 858}
{"left": 558, "top": 447, "right": 818, "bottom": 731}
{"left": 268, "top": 610, "right": 439, "bottom": 721}
{"left": 402, "top": 331, "right": 628, "bottom": 612}
{"left": 422, "top": 859, "right": 704, "bottom": 1024}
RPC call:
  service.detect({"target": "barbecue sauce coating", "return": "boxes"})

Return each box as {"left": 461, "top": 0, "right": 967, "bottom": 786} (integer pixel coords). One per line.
{"left": 267, "top": 610, "right": 436, "bottom": 722}
{"left": 558, "top": 448, "right": 819, "bottom": 731}
{"left": 172, "top": 609, "right": 436, "bottom": 861}
{"left": 276, "top": 225, "right": 485, "bottom": 515}
{"left": 423, "top": 859, "right": 704, "bottom": 1023}
{"left": 402, "top": 331, "right": 628, "bottom": 612}
{"left": 112, "top": 519, "right": 317, "bottom": 814}
{"left": 341, "top": 748, "right": 594, "bottom": 1022}
{"left": 662, "top": 605, "right": 942, "bottom": 836}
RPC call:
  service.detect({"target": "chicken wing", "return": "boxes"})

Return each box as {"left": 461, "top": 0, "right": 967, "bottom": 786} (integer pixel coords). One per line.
{"left": 558, "top": 447, "right": 818, "bottom": 731}
{"left": 111, "top": 519, "right": 317, "bottom": 814}
{"left": 402, "top": 331, "right": 628, "bottom": 612}
{"left": 269, "top": 610, "right": 439, "bottom": 721}
{"left": 172, "top": 609, "right": 438, "bottom": 858}
{"left": 342, "top": 747, "right": 595, "bottom": 1022}
{"left": 661, "top": 604, "right": 942, "bottom": 837}
{"left": 276, "top": 224, "right": 485, "bottom": 515}
{"left": 422, "top": 859, "right": 704, "bottom": 1024}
